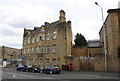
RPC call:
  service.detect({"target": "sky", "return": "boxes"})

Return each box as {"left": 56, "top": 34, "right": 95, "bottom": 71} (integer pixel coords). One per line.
{"left": 0, "top": 0, "right": 120, "bottom": 49}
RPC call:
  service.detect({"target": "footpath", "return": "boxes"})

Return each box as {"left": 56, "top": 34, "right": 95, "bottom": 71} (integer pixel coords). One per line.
{"left": 62, "top": 71, "right": 119, "bottom": 79}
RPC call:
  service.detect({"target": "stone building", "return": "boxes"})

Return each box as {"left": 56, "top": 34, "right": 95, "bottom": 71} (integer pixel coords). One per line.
{"left": 87, "top": 40, "right": 103, "bottom": 71}
{"left": 99, "top": 8, "right": 120, "bottom": 72}
{"left": 72, "top": 46, "right": 88, "bottom": 57}
{"left": 71, "top": 40, "right": 102, "bottom": 71}
{"left": 1, "top": 46, "right": 21, "bottom": 67}
{"left": 87, "top": 40, "right": 102, "bottom": 57}
{"left": 22, "top": 10, "right": 72, "bottom": 68}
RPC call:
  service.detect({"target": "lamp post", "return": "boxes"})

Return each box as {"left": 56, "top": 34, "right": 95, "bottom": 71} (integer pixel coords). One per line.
{"left": 95, "top": 2, "right": 104, "bottom": 22}
{"left": 95, "top": 2, "right": 108, "bottom": 72}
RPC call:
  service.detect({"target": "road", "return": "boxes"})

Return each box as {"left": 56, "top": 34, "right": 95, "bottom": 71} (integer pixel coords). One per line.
{"left": 1, "top": 67, "right": 119, "bottom": 80}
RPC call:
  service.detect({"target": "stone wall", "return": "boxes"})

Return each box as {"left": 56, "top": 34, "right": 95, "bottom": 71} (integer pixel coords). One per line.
{"left": 107, "top": 55, "right": 119, "bottom": 72}
{"left": 94, "top": 54, "right": 105, "bottom": 71}
{"left": 72, "top": 46, "right": 87, "bottom": 56}
{"left": 88, "top": 47, "right": 102, "bottom": 57}
{"left": 72, "top": 57, "right": 79, "bottom": 71}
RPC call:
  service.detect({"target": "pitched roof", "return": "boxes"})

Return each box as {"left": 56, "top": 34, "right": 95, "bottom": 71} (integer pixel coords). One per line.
{"left": 46, "top": 21, "right": 62, "bottom": 30}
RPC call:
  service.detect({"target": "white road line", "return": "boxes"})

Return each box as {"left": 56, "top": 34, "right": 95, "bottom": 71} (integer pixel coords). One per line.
{"left": 3, "top": 71, "right": 56, "bottom": 79}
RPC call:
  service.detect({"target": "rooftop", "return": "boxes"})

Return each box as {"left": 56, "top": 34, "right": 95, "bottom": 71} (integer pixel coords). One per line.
{"left": 87, "top": 40, "right": 102, "bottom": 48}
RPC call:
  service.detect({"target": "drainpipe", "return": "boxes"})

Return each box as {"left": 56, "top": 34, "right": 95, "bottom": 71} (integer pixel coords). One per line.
{"left": 103, "top": 23, "right": 108, "bottom": 72}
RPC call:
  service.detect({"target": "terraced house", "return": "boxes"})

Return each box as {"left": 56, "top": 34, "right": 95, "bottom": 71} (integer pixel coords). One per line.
{"left": 22, "top": 10, "right": 72, "bottom": 68}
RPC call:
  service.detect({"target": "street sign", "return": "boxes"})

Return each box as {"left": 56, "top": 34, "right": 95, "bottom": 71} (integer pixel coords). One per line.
{"left": 79, "top": 56, "right": 94, "bottom": 59}
{"left": 20, "top": 56, "right": 26, "bottom": 59}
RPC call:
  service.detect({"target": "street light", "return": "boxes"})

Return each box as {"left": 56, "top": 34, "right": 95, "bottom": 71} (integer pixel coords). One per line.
{"left": 95, "top": 2, "right": 104, "bottom": 22}
{"left": 95, "top": 2, "right": 107, "bottom": 72}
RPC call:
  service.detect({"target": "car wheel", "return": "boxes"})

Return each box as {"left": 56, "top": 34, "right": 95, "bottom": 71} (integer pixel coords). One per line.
{"left": 21, "top": 69, "right": 24, "bottom": 72}
{"left": 58, "top": 72, "right": 60, "bottom": 74}
{"left": 49, "top": 71, "right": 53, "bottom": 74}
{"left": 32, "top": 70, "right": 35, "bottom": 72}
{"left": 40, "top": 70, "right": 43, "bottom": 73}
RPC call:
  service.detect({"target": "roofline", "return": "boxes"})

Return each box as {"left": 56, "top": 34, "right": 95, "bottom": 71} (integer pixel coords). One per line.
{"left": 2, "top": 46, "right": 21, "bottom": 50}
{"left": 87, "top": 39, "right": 100, "bottom": 42}
{"left": 99, "top": 13, "right": 110, "bottom": 34}
{"left": 107, "top": 8, "right": 120, "bottom": 13}
{"left": 99, "top": 8, "right": 120, "bottom": 34}
{"left": 88, "top": 46, "right": 102, "bottom": 48}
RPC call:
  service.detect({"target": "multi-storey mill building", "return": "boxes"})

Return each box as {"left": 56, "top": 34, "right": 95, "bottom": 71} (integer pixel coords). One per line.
{"left": 22, "top": 10, "right": 72, "bottom": 68}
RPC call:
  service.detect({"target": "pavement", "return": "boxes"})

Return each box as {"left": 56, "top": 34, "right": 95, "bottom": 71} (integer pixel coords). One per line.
{"left": 62, "top": 71, "right": 119, "bottom": 78}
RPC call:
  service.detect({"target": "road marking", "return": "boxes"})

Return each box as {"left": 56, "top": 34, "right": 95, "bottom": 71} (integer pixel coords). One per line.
{"left": 3, "top": 71, "right": 56, "bottom": 79}
{"left": 13, "top": 75, "right": 17, "bottom": 78}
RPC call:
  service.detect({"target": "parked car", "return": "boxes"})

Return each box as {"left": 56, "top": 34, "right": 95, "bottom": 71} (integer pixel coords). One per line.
{"left": 26, "top": 66, "right": 40, "bottom": 72}
{"left": 40, "top": 65, "right": 61, "bottom": 74}
{"left": 16, "top": 65, "right": 27, "bottom": 72}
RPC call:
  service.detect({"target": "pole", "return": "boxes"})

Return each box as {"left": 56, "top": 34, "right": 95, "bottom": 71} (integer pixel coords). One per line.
{"left": 95, "top": 2, "right": 107, "bottom": 71}
{"left": 95, "top": 2, "right": 104, "bottom": 23}
{"left": 103, "top": 24, "right": 108, "bottom": 72}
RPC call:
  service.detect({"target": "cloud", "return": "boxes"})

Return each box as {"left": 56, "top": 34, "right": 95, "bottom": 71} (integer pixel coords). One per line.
{"left": 0, "top": 1, "right": 54, "bottom": 48}
{"left": 0, "top": 4, "right": 54, "bottom": 28}
{"left": 0, "top": 23, "right": 23, "bottom": 49}
{"left": 0, "top": 0, "right": 120, "bottom": 48}
{"left": 72, "top": 17, "right": 102, "bottom": 40}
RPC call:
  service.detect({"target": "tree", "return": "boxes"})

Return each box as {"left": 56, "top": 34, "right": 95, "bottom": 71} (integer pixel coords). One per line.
{"left": 74, "top": 33, "right": 87, "bottom": 46}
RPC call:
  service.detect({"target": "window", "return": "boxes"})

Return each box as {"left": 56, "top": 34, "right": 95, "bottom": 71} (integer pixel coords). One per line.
{"left": 28, "top": 37, "right": 30, "bottom": 44}
{"left": 53, "top": 32, "right": 57, "bottom": 39}
{"left": 46, "top": 45, "right": 50, "bottom": 53}
{"left": 52, "top": 44, "right": 56, "bottom": 53}
{"left": 39, "top": 46, "right": 41, "bottom": 53}
{"left": 41, "top": 28, "right": 45, "bottom": 32}
{"left": 42, "top": 34, "right": 45, "bottom": 40}
{"left": 35, "top": 58, "right": 38, "bottom": 61}
{"left": 46, "top": 58, "right": 49, "bottom": 63}
{"left": 32, "top": 37, "right": 34, "bottom": 43}
{"left": 36, "top": 36, "right": 39, "bottom": 42}
{"left": 24, "top": 40, "right": 26, "bottom": 45}
{"left": 36, "top": 47, "right": 39, "bottom": 53}
{"left": 32, "top": 48, "right": 34, "bottom": 53}
{"left": 52, "top": 58, "right": 57, "bottom": 65}
{"left": 39, "top": 34, "right": 45, "bottom": 41}
{"left": 40, "top": 58, "right": 43, "bottom": 61}
{"left": 23, "top": 49, "right": 26, "bottom": 54}
{"left": 27, "top": 48, "right": 30, "bottom": 54}
{"left": 41, "top": 45, "right": 44, "bottom": 53}
{"left": 40, "top": 58, "right": 44, "bottom": 63}
{"left": 46, "top": 33, "right": 50, "bottom": 40}
{"left": 31, "top": 58, "right": 33, "bottom": 61}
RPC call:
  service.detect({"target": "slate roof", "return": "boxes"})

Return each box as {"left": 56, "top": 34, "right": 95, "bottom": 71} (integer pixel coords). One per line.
{"left": 46, "top": 21, "right": 60, "bottom": 30}
{"left": 87, "top": 40, "right": 102, "bottom": 48}
{"left": 24, "top": 20, "right": 66, "bottom": 37}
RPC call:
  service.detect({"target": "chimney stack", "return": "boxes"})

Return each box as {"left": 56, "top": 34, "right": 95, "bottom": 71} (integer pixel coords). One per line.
{"left": 45, "top": 22, "right": 49, "bottom": 25}
{"left": 59, "top": 10, "right": 66, "bottom": 22}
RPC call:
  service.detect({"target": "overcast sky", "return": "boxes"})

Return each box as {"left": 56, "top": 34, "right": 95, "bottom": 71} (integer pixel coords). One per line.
{"left": 0, "top": 0, "right": 119, "bottom": 49}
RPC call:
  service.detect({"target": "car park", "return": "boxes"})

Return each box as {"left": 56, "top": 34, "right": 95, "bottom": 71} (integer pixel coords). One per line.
{"left": 40, "top": 65, "right": 61, "bottom": 74}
